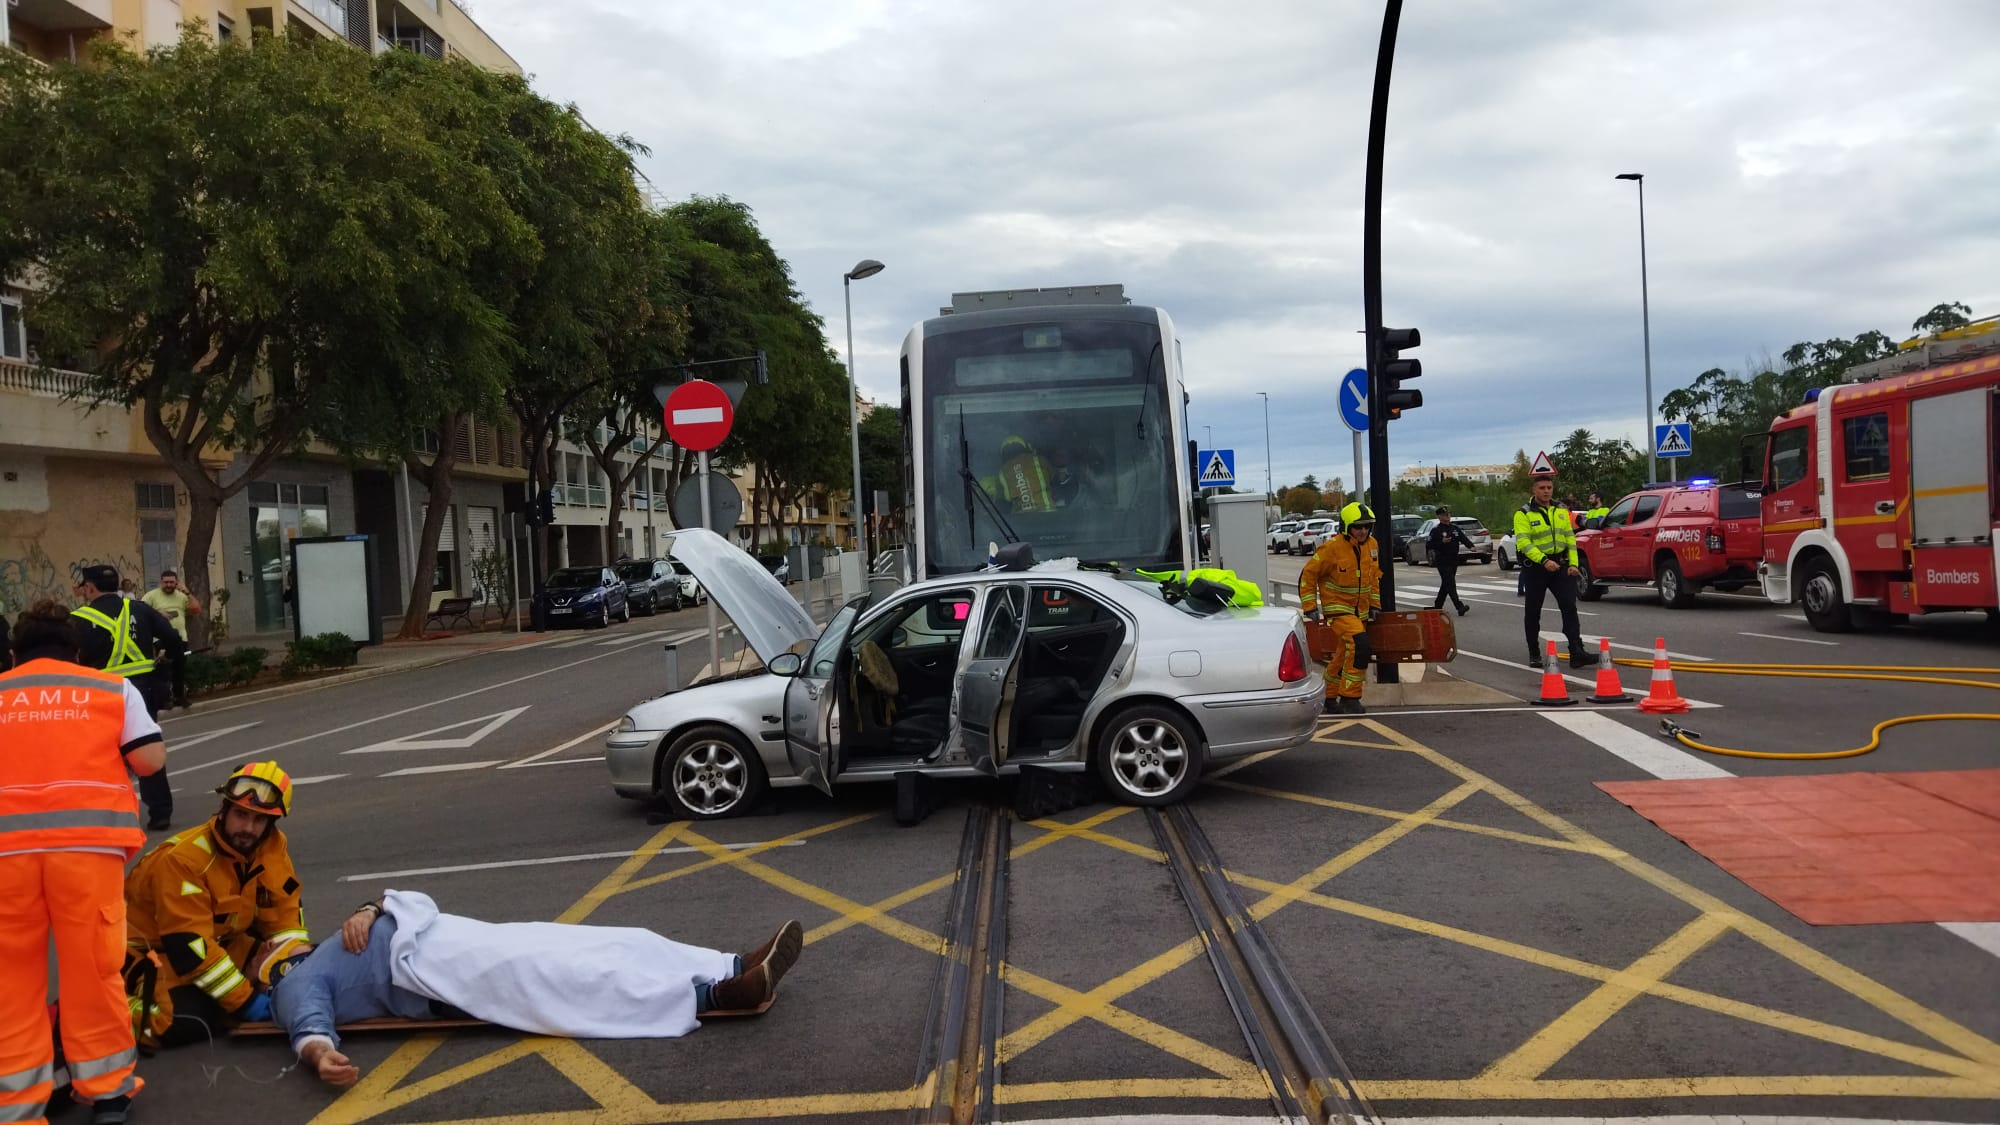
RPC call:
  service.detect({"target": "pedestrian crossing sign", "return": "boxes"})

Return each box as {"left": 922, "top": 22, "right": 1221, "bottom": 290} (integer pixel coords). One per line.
{"left": 1656, "top": 422, "right": 1692, "bottom": 458}
{"left": 1530, "top": 450, "right": 1556, "bottom": 477}
{"left": 1198, "top": 448, "right": 1236, "bottom": 487}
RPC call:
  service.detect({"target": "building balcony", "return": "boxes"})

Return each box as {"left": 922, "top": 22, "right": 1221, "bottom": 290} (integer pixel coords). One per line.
{"left": 7, "top": 0, "right": 113, "bottom": 63}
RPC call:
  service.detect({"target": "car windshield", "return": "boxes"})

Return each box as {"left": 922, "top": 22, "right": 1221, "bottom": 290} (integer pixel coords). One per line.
{"left": 1393, "top": 516, "right": 1422, "bottom": 534}
{"left": 616, "top": 563, "right": 653, "bottom": 581}
{"left": 547, "top": 569, "right": 599, "bottom": 590}
{"left": 671, "top": 561, "right": 694, "bottom": 576}
{"left": 1456, "top": 519, "right": 1486, "bottom": 532}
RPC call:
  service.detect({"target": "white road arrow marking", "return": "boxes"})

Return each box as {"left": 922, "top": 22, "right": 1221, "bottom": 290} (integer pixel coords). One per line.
{"left": 343, "top": 707, "right": 530, "bottom": 755}
{"left": 166, "top": 722, "right": 260, "bottom": 754}
{"left": 379, "top": 761, "right": 506, "bottom": 777}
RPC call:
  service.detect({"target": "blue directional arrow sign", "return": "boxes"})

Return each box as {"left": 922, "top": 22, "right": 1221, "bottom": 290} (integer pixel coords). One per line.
{"left": 1655, "top": 422, "right": 1693, "bottom": 458}
{"left": 1197, "top": 448, "right": 1236, "bottom": 488}
{"left": 1338, "top": 368, "right": 1369, "bottom": 433}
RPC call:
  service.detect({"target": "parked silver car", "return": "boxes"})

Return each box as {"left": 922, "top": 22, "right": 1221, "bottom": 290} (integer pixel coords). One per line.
{"left": 607, "top": 530, "right": 1321, "bottom": 819}
{"left": 1406, "top": 516, "right": 1493, "bottom": 566}
{"left": 1268, "top": 521, "right": 1300, "bottom": 552}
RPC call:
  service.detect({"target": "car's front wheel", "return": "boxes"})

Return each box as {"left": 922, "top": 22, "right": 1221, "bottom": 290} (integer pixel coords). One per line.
{"left": 1094, "top": 704, "right": 1205, "bottom": 807}
{"left": 1576, "top": 555, "right": 1606, "bottom": 601}
{"left": 658, "top": 725, "right": 767, "bottom": 819}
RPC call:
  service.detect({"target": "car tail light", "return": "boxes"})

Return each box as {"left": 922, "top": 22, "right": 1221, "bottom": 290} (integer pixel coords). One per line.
{"left": 1279, "top": 633, "right": 1307, "bottom": 683}
{"left": 1706, "top": 530, "right": 1723, "bottom": 552}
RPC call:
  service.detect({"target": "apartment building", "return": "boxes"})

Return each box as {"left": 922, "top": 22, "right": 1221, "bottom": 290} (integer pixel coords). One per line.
{"left": 1394, "top": 462, "right": 1514, "bottom": 486}
{"left": 0, "top": 0, "right": 523, "bottom": 639}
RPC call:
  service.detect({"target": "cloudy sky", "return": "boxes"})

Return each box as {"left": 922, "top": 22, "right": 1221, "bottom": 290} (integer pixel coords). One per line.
{"left": 468, "top": 0, "right": 1998, "bottom": 492}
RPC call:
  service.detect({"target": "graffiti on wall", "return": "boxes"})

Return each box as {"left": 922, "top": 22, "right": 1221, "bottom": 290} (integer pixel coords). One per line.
{"left": 0, "top": 543, "right": 148, "bottom": 613}
{"left": 0, "top": 543, "right": 63, "bottom": 613}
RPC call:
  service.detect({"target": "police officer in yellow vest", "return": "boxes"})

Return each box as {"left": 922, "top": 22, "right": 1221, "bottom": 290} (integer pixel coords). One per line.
{"left": 1582, "top": 491, "right": 1611, "bottom": 527}
{"left": 72, "top": 564, "right": 185, "bottom": 830}
{"left": 1512, "top": 478, "right": 1599, "bottom": 671}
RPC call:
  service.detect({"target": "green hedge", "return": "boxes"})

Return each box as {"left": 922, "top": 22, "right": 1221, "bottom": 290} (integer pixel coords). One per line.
{"left": 281, "top": 633, "right": 358, "bottom": 680}
{"left": 185, "top": 647, "right": 268, "bottom": 697}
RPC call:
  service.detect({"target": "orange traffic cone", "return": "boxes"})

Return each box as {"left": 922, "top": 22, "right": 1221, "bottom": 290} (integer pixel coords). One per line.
{"left": 1530, "top": 639, "right": 1576, "bottom": 707}
{"left": 1636, "top": 637, "right": 1690, "bottom": 714}
{"left": 1587, "top": 638, "right": 1631, "bottom": 704}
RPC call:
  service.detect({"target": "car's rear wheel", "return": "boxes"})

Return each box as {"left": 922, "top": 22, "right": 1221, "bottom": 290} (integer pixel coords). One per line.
{"left": 1498, "top": 547, "right": 1514, "bottom": 571}
{"left": 1656, "top": 555, "right": 1698, "bottom": 609}
{"left": 1094, "top": 704, "right": 1204, "bottom": 807}
{"left": 658, "top": 725, "right": 767, "bottom": 819}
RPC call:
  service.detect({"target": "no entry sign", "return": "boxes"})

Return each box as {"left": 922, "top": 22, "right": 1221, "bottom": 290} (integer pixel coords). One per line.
{"left": 664, "top": 379, "right": 734, "bottom": 452}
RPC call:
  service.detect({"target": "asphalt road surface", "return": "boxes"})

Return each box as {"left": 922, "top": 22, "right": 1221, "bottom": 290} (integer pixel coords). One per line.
{"left": 123, "top": 574, "right": 2000, "bottom": 1125}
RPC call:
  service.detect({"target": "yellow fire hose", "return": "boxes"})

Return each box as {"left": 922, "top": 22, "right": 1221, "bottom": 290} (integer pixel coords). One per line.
{"left": 1601, "top": 657, "right": 2000, "bottom": 761}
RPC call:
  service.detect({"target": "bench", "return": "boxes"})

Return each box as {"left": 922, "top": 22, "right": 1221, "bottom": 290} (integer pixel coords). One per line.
{"left": 425, "top": 596, "right": 477, "bottom": 632}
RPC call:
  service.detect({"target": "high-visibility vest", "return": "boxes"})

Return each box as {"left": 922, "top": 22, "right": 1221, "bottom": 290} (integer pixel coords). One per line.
{"left": 997, "top": 440, "right": 1056, "bottom": 513}
{"left": 72, "top": 599, "right": 156, "bottom": 677}
{"left": 1512, "top": 503, "right": 1579, "bottom": 566}
{"left": 1584, "top": 506, "right": 1611, "bottom": 523}
{"left": 0, "top": 658, "right": 147, "bottom": 856}
{"left": 1135, "top": 567, "right": 1265, "bottom": 607}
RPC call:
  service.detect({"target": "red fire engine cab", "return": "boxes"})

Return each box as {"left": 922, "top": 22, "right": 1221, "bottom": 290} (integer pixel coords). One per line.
{"left": 1759, "top": 316, "right": 2000, "bottom": 632}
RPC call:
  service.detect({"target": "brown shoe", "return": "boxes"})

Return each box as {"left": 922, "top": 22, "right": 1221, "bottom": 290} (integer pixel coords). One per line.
{"left": 706, "top": 962, "right": 774, "bottom": 1013}
{"left": 742, "top": 920, "right": 803, "bottom": 978}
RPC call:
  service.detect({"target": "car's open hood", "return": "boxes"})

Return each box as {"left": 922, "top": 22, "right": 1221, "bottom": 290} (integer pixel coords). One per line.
{"left": 665, "top": 530, "right": 818, "bottom": 664}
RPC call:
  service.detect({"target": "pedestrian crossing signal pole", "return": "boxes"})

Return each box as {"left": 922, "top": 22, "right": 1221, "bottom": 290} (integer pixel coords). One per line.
{"left": 1362, "top": 0, "right": 1405, "bottom": 684}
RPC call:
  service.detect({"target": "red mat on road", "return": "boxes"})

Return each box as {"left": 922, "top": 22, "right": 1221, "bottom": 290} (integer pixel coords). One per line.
{"left": 1597, "top": 769, "right": 2000, "bottom": 925}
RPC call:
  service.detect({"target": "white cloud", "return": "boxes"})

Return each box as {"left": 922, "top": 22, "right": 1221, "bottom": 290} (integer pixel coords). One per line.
{"left": 465, "top": 0, "right": 2000, "bottom": 489}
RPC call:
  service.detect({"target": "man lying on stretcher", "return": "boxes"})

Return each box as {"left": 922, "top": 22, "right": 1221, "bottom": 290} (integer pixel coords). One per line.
{"left": 247, "top": 889, "right": 804, "bottom": 1086}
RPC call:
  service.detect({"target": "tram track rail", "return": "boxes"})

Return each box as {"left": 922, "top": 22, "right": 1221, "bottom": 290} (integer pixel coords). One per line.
{"left": 912, "top": 800, "right": 1378, "bottom": 1124}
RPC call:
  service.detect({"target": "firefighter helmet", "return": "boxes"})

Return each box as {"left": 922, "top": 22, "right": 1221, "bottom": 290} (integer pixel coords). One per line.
{"left": 1339, "top": 502, "right": 1376, "bottom": 528}
{"left": 251, "top": 936, "right": 313, "bottom": 990}
{"left": 216, "top": 761, "right": 293, "bottom": 818}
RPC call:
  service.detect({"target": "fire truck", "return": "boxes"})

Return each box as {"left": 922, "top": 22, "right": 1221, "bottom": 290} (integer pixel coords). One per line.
{"left": 1759, "top": 316, "right": 2000, "bottom": 632}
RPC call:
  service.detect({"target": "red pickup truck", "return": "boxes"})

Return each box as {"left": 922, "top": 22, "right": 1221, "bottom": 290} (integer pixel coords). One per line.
{"left": 1574, "top": 481, "right": 1763, "bottom": 608}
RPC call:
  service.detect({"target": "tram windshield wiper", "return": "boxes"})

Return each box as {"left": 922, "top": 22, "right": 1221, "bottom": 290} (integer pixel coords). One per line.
{"left": 960, "top": 406, "right": 1021, "bottom": 548}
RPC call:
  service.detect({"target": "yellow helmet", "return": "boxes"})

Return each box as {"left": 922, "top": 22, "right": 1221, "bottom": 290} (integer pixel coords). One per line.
{"left": 250, "top": 935, "right": 313, "bottom": 990}
{"left": 216, "top": 761, "right": 293, "bottom": 818}
{"left": 1339, "top": 502, "right": 1375, "bottom": 527}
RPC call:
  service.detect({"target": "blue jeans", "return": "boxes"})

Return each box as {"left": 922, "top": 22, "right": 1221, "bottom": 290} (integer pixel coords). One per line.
{"left": 692, "top": 955, "right": 744, "bottom": 1010}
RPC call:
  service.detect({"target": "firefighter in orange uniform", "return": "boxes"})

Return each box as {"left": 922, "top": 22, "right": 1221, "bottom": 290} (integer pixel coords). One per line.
{"left": 123, "top": 761, "right": 304, "bottom": 1048}
{"left": 0, "top": 599, "right": 168, "bottom": 1125}
{"left": 1299, "top": 502, "right": 1382, "bottom": 715}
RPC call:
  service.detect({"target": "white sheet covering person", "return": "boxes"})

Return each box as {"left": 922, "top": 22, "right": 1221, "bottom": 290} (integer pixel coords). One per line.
{"left": 262, "top": 890, "right": 802, "bottom": 1086}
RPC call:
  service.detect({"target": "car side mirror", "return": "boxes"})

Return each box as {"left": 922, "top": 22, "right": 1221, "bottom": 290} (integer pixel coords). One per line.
{"left": 768, "top": 652, "right": 803, "bottom": 676}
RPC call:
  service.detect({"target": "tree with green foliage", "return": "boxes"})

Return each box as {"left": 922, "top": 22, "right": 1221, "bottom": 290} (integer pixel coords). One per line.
{"left": 1653, "top": 308, "right": 1966, "bottom": 481}
{"left": 858, "top": 405, "right": 906, "bottom": 544}
{"left": 0, "top": 32, "right": 526, "bottom": 646}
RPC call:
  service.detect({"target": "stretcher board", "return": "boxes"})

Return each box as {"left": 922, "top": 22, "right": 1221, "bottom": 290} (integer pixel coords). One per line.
{"left": 228, "top": 998, "right": 775, "bottom": 1037}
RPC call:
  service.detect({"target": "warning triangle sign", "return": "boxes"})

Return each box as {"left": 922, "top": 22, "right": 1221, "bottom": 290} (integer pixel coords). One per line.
{"left": 1659, "top": 427, "right": 1689, "bottom": 454}
{"left": 1530, "top": 450, "right": 1556, "bottom": 476}
{"left": 1200, "top": 452, "right": 1233, "bottom": 483}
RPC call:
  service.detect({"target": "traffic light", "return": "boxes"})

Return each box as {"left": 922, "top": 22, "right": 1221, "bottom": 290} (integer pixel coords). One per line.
{"left": 1378, "top": 326, "right": 1422, "bottom": 419}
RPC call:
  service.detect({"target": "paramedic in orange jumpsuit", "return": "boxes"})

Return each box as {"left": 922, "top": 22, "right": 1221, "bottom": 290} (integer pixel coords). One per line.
{"left": 0, "top": 599, "right": 167, "bottom": 1125}
{"left": 1298, "top": 502, "right": 1382, "bottom": 715}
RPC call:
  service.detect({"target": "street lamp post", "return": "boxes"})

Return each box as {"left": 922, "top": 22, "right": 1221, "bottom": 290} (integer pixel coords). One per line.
{"left": 1616, "top": 173, "right": 1656, "bottom": 482}
{"left": 1257, "top": 392, "right": 1272, "bottom": 501}
{"left": 842, "top": 258, "right": 884, "bottom": 562}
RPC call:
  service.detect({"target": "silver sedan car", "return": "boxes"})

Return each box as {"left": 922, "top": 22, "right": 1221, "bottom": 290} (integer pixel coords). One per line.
{"left": 607, "top": 530, "right": 1322, "bottom": 819}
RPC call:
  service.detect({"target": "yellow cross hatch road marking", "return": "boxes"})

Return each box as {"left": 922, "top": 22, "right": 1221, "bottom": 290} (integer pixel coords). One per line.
{"left": 314, "top": 716, "right": 2000, "bottom": 1124}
